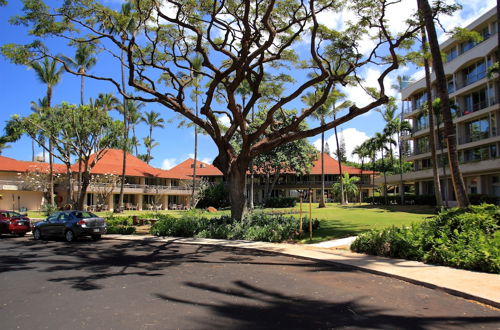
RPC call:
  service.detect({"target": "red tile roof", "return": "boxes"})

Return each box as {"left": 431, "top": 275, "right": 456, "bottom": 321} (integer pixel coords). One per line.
{"left": 168, "top": 158, "right": 223, "bottom": 178}
{"left": 309, "top": 153, "right": 376, "bottom": 175}
{"left": 70, "top": 149, "right": 192, "bottom": 180}
{"left": 0, "top": 156, "right": 66, "bottom": 173}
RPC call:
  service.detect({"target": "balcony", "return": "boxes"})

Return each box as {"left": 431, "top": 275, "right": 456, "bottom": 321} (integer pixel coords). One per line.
{"left": 81, "top": 183, "right": 198, "bottom": 195}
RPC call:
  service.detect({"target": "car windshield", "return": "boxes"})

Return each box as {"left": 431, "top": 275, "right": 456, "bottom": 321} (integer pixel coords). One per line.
{"left": 8, "top": 212, "right": 21, "bottom": 218}
{"left": 73, "top": 211, "right": 97, "bottom": 219}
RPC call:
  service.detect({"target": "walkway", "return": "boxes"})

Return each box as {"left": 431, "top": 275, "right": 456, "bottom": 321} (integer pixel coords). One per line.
{"left": 103, "top": 234, "right": 500, "bottom": 308}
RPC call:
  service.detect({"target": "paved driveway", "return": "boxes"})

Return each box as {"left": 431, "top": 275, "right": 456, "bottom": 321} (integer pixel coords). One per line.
{"left": 1, "top": 236, "right": 499, "bottom": 329}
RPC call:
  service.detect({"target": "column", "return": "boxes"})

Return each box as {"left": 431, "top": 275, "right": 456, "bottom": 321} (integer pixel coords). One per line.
{"left": 163, "top": 195, "right": 168, "bottom": 210}
{"left": 138, "top": 195, "right": 143, "bottom": 211}
{"left": 107, "top": 194, "right": 114, "bottom": 212}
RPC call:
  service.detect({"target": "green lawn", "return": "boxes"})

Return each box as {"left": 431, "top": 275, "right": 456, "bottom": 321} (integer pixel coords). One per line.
{"left": 27, "top": 203, "right": 435, "bottom": 244}
{"left": 280, "top": 203, "right": 435, "bottom": 243}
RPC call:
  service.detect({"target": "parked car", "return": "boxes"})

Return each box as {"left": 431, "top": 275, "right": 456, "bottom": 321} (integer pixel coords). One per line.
{"left": 0, "top": 210, "right": 31, "bottom": 237}
{"left": 32, "top": 210, "right": 106, "bottom": 242}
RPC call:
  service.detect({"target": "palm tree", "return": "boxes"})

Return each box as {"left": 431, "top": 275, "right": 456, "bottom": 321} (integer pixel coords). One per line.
{"left": 418, "top": 0, "right": 469, "bottom": 207}
{"left": 96, "top": 93, "right": 119, "bottom": 112}
{"left": 127, "top": 105, "right": 143, "bottom": 156}
{"left": 352, "top": 143, "right": 369, "bottom": 203}
{"left": 420, "top": 27, "right": 444, "bottom": 207}
{"left": 31, "top": 57, "right": 63, "bottom": 206}
{"left": 374, "top": 132, "right": 393, "bottom": 205}
{"left": 190, "top": 56, "right": 203, "bottom": 207}
{"left": 302, "top": 88, "right": 350, "bottom": 206}
{"left": 392, "top": 75, "right": 411, "bottom": 204}
{"left": 62, "top": 43, "right": 97, "bottom": 104}
{"left": 30, "top": 97, "right": 49, "bottom": 161}
{"left": 106, "top": 0, "right": 138, "bottom": 212}
{"left": 332, "top": 174, "right": 360, "bottom": 204}
{"left": 141, "top": 110, "right": 165, "bottom": 164}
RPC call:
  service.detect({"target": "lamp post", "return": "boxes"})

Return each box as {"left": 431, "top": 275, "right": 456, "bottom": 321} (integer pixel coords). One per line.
{"left": 309, "top": 189, "right": 313, "bottom": 241}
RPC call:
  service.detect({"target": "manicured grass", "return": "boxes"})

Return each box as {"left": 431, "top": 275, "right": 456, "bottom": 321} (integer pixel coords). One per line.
{"left": 27, "top": 203, "right": 435, "bottom": 244}
{"left": 279, "top": 203, "right": 435, "bottom": 244}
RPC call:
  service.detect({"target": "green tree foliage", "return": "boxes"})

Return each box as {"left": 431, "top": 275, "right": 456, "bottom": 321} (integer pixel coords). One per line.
{"left": 10, "top": 102, "right": 122, "bottom": 209}
{"left": 3, "top": 0, "right": 435, "bottom": 220}
{"left": 332, "top": 173, "right": 360, "bottom": 204}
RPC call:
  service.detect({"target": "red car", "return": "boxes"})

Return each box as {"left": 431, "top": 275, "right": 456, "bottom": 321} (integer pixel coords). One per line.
{"left": 0, "top": 210, "right": 31, "bottom": 237}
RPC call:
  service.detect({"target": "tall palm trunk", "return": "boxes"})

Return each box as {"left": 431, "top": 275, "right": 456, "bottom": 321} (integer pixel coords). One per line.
{"left": 333, "top": 113, "right": 345, "bottom": 204}
{"left": 117, "top": 47, "right": 128, "bottom": 212}
{"left": 191, "top": 85, "right": 199, "bottom": 207}
{"left": 418, "top": 0, "right": 469, "bottom": 207}
{"left": 381, "top": 147, "right": 388, "bottom": 205}
{"left": 318, "top": 119, "right": 326, "bottom": 208}
{"left": 249, "top": 105, "right": 255, "bottom": 209}
{"left": 80, "top": 71, "right": 85, "bottom": 105}
{"left": 32, "top": 139, "right": 35, "bottom": 162}
{"left": 46, "top": 87, "right": 55, "bottom": 206}
{"left": 421, "top": 27, "right": 443, "bottom": 207}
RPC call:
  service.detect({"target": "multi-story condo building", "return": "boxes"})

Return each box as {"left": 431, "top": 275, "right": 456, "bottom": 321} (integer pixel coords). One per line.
{"left": 384, "top": 7, "right": 500, "bottom": 202}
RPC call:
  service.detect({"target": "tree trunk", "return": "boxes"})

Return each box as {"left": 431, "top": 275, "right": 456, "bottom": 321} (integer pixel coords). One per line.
{"left": 32, "top": 139, "right": 35, "bottom": 162}
{"left": 381, "top": 148, "right": 388, "bottom": 205}
{"left": 319, "top": 128, "right": 326, "bottom": 208}
{"left": 47, "top": 87, "right": 55, "bottom": 206}
{"left": 191, "top": 88, "right": 198, "bottom": 207}
{"left": 77, "top": 171, "right": 91, "bottom": 211}
{"left": 249, "top": 105, "right": 255, "bottom": 209}
{"left": 80, "top": 74, "right": 84, "bottom": 105}
{"left": 267, "top": 167, "right": 282, "bottom": 202}
{"left": 333, "top": 113, "right": 345, "bottom": 204}
{"left": 418, "top": 0, "right": 469, "bottom": 207}
{"left": 422, "top": 27, "right": 443, "bottom": 207}
{"left": 398, "top": 94, "right": 405, "bottom": 204}
{"left": 117, "top": 48, "right": 127, "bottom": 213}
{"left": 65, "top": 164, "right": 73, "bottom": 207}
{"left": 227, "top": 163, "right": 248, "bottom": 221}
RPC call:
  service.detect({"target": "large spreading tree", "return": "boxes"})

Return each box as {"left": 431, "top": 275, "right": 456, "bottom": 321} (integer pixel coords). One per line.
{"left": 4, "top": 0, "right": 435, "bottom": 220}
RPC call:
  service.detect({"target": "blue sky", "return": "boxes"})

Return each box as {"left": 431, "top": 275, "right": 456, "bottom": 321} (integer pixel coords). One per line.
{"left": 0, "top": 1, "right": 496, "bottom": 168}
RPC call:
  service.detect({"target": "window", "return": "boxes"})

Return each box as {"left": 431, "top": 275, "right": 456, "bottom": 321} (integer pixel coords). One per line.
{"left": 464, "top": 61, "right": 487, "bottom": 86}
{"left": 415, "top": 136, "right": 430, "bottom": 154}
{"left": 447, "top": 76, "right": 455, "bottom": 94}
{"left": 465, "top": 117, "right": 490, "bottom": 143}
{"left": 462, "top": 144, "right": 496, "bottom": 163}
{"left": 463, "top": 88, "right": 488, "bottom": 114}
{"left": 415, "top": 115, "right": 429, "bottom": 131}
{"left": 414, "top": 92, "right": 427, "bottom": 110}
{"left": 446, "top": 47, "right": 458, "bottom": 62}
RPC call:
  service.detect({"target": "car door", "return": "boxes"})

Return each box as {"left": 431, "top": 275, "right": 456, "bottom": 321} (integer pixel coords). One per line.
{"left": 53, "top": 212, "right": 70, "bottom": 237}
{"left": 41, "top": 213, "right": 59, "bottom": 236}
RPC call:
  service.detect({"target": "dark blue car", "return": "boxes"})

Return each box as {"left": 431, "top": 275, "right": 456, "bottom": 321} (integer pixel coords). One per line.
{"left": 33, "top": 211, "right": 107, "bottom": 242}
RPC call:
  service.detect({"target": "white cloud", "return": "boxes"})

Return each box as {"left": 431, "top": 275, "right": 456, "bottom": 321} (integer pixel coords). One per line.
{"left": 34, "top": 152, "right": 46, "bottom": 162}
{"left": 313, "top": 127, "right": 370, "bottom": 162}
{"left": 217, "top": 114, "right": 231, "bottom": 127}
{"left": 341, "top": 67, "right": 398, "bottom": 113}
{"left": 161, "top": 158, "right": 177, "bottom": 170}
{"left": 188, "top": 153, "right": 194, "bottom": 159}
{"left": 201, "top": 157, "right": 213, "bottom": 164}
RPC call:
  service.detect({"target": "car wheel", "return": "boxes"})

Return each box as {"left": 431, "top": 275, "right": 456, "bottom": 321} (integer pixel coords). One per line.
{"left": 64, "top": 230, "right": 75, "bottom": 242}
{"left": 91, "top": 234, "right": 101, "bottom": 241}
{"left": 33, "top": 228, "right": 42, "bottom": 240}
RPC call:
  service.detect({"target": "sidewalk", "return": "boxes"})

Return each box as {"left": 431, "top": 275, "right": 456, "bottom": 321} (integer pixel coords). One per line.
{"left": 103, "top": 234, "right": 500, "bottom": 308}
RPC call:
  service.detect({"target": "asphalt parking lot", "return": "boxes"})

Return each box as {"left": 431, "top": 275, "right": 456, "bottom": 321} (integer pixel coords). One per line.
{"left": 1, "top": 236, "right": 499, "bottom": 329}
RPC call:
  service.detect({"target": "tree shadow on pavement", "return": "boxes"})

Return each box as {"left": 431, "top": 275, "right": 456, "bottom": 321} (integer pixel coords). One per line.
{"left": 154, "top": 280, "right": 500, "bottom": 329}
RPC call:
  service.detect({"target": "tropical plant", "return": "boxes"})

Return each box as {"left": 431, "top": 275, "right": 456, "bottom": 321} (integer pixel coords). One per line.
{"left": 30, "top": 57, "right": 63, "bottom": 206}
{"left": 140, "top": 110, "right": 165, "bottom": 163}
{"left": 417, "top": 0, "right": 469, "bottom": 208}
{"left": 332, "top": 173, "right": 360, "bottom": 204}
{"left": 61, "top": 43, "right": 97, "bottom": 104}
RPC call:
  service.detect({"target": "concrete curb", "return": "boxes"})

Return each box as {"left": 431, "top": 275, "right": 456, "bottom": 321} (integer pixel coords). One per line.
{"left": 103, "top": 234, "right": 500, "bottom": 309}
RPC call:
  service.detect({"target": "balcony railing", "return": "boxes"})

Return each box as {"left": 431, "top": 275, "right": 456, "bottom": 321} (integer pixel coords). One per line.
{"left": 83, "top": 182, "right": 198, "bottom": 192}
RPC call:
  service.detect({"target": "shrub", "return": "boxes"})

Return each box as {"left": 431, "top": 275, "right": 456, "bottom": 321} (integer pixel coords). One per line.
{"left": 150, "top": 212, "right": 319, "bottom": 242}
{"left": 106, "top": 216, "right": 134, "bottom": 226}
{"left": 264, "top": 197, "right": 297, "bottom": 208}
{"left": 106, "top": 225, "right": 136, "bottom": 235}
{"left": 42, "top": 203, "right": 59, "bottom": 216}
{"left": 351, "top": 204, "right": 500, "bottom": 273}
{"left": 468, "top": 194, "right": 499, "bottom": 205}
{"left": 196, "top": 183, "right": 230, "bottom": 209}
